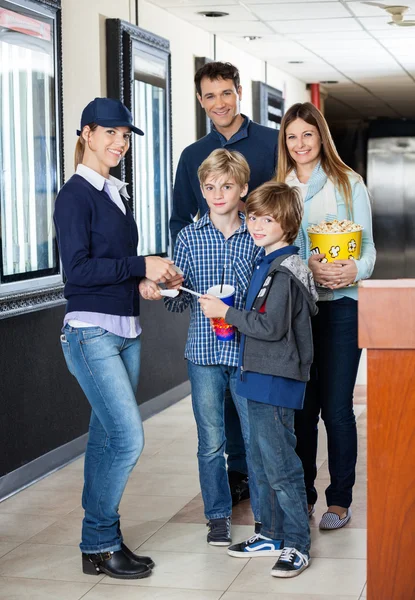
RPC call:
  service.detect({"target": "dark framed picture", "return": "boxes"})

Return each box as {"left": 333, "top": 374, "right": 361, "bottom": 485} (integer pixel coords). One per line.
{"left": 194, "top": 56, "right": 212, "bottom": 140}
{"left": 252, "top": 81, "right": 284, "bottom": 130}
{"left": 0, "top": 0, "right": 65, "bottom": 318}
{"left": 106, "top": 19, "right": 172, "bottom": 257}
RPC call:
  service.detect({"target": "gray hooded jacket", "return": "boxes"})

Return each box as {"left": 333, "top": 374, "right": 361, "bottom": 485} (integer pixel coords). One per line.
{"left": 226, "top": 253, "right": 319, "bottom": 382}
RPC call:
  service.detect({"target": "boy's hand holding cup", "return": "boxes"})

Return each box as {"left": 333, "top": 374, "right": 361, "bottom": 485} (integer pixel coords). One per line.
{"left": 199, "top": 294, "right": 228, "bottom": 319}
{"left": 199, "top": 284, "right": 236, "bottom": 341}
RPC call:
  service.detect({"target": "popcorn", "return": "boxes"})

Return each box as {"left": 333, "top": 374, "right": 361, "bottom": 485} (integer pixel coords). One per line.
{"left": 307, "top": 219, "right": 363, "bottom": 234}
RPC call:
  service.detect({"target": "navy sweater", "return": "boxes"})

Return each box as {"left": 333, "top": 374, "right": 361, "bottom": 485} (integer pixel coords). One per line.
{"left": 54, "top": 174, "right": 146, "bottom": 316}
{"left": 170, "top": 117, "right": 278, "bottom": 247}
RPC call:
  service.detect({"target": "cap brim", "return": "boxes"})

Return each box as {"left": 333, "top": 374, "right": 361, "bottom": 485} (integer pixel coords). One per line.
{"left": 97, "top": 119, "right": 144, "bottom": 135}
{"left": 129, "top": 125, "right": 145, "bottom": 136}
{"left": 76, "top": 121, "right": 144, "bottom": 136}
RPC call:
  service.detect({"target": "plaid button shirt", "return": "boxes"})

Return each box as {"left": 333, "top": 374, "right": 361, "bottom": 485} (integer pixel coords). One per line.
{"left": 165, "top": 212, "right": 263, "bottom": 366}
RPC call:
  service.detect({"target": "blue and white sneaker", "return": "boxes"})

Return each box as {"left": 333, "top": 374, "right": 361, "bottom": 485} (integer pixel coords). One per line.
{"left": 227, "top": 533, "right": 283, "bottom": 558}
{"left": 271, "top": 547, "right": 310, "bottom": 578}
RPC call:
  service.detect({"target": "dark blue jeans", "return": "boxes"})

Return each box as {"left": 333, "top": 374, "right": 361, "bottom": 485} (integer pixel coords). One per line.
{"left": 295, "top": 297, "right": 361, "bottom": 509}
{"left": 249, "top": 401, "right": 310, "bottom": 555}
{"left": 224, "top": 388, "right": 248, "bottom": 475}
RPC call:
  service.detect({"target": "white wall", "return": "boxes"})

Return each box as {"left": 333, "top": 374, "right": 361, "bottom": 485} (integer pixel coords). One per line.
{"left": 61, "top": 0, "right": 132, "bottom": 177}
{"left": 267, "top": 64, "right": 311, "bottom": 112}
{"left": 61, "top": 0, "right": 309, "bottom": 179}
{"left": 137, "top": 0, "right": 212, "bottom": 172}
{"left": 215, "top": 38, "right": 265, "bottom": 120}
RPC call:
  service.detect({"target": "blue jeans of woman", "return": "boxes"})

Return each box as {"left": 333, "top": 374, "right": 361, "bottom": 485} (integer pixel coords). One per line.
{"left": 187, "top": 361, "right": 260, "bottom": 522}
{"left": 248, "top": 400, "right": 310, "bottom": 555}
{"left": 295, "top": 297, "right": 361, "bottom": 508}
{"left": 60, "top": 324, "right": 144, "bottom": 553}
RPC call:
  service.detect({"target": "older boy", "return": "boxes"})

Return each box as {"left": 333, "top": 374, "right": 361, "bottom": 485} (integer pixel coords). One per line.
{"left": 199, "top": 182, "right": 318, "bottom": 577}
{"left": 170, "top": 61, "right": 279, "bottom": 504}
{"left": 165, "top": 149, "right": 262, "bottom": 545}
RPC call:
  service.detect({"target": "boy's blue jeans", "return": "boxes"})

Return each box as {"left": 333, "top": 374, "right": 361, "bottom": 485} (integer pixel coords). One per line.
{"left": 187, "top": 361, "right": 260, "bottom": 522}
{"left": 60, "top": 325, "right": 144, "bottom": 554}
{"left": 248, "top": 400, "right": 310, "bottom": 555}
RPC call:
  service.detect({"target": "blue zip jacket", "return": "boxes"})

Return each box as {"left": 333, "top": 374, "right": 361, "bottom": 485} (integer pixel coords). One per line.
{"left": 54, "top": 174, "right": 146, "bottom": 316}
{"left": 170, "top": 116, "right": 278, "bottom": 247}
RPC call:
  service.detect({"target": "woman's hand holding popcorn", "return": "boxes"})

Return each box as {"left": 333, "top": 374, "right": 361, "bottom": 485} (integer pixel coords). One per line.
{"left": 332, "top": 259, "right": 358, "bottom": 288}
{"left": 308, "top": 253, "right": 343, "bottom": 287}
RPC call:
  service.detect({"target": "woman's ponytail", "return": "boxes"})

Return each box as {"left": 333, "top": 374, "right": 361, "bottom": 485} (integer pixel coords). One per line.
{"left": 74, "top": 137, "right": 85, "bottom": 169}
{"left": 74, "top": 123, "right": 98, "bottom": 170}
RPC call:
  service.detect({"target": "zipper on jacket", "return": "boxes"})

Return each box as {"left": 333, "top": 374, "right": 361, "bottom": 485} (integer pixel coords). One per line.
{"left": 240, "top": 365, "right": 245, "bottom": 381}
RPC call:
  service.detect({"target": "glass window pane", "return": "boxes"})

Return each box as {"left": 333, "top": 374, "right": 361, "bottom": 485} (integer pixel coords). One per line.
{"left": 133, "top": 47, "right": 169, "bottom": 256}
{"left": 0, "top": 3, "right": 58, "bottom": 283}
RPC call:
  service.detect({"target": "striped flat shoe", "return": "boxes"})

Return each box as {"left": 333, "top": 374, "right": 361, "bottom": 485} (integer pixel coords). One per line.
{"left": 319, "top": 507, "right": 351, "bottom": 530}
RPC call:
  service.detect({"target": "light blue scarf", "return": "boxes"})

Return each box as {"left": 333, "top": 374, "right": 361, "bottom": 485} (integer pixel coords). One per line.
{"left": 287, "top": 162, "right": 328, "bottom": 260}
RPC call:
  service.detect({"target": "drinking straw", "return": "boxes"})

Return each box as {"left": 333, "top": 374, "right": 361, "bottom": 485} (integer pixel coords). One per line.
{"left": 220, "top": 266, "right": 225, "bottom": 294}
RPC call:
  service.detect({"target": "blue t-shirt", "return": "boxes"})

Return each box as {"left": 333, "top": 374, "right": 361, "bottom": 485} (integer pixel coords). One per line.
{"left": 236, "top": 245, "right": 306, "bottom": 409}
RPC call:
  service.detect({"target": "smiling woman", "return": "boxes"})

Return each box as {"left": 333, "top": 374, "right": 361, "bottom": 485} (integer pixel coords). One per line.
{"left": 52, "top": 97, "right": 178, "bottom": 580}
{"left": 275, "top": 102, "right": 376, "bottom": 531}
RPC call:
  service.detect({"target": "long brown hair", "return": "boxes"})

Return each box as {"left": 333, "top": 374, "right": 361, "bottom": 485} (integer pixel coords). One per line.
{"left": 276, "top": 102, "right": 359, "bottom": 217}
{"left": 74, "top": 123, "right": 98, "bottom": 169}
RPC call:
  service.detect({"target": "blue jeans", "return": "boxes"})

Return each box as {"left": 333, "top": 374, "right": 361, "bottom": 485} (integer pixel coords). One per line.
{"left": 60, "top": 324, "right": 144, "bottom": 554}
{"left": 187, "top": 361, "right": 260, "bottom": 522}
{"left": 248, "top": 400, "right": 310, "bottom": 555}
{"left": 224, "top": 387, "right": 248, "bottom": 475}
{"left": 295, "top": 297, "right": 361, "bottom": 508}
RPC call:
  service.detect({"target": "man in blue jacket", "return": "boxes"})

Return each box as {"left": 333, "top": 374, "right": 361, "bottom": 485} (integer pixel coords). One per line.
{"left": 170, "top": 61, "right": 278, "bottom": 246}
{"left": 170, "top": 61, "right": 279, "bottom": 508}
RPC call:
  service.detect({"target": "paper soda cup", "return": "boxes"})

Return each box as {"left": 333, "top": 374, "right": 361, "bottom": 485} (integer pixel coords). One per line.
{"left": 207, "top": 284, "right": 235, "bottom": 341}
{"left": 308, "top": 230, "right": 362, "bottom": 262}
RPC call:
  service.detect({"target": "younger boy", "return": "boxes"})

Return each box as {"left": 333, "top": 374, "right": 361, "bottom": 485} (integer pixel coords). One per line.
{"left": 164, "top": 149, "right": 262, "bottom": 545}
{"left": 199, "top": 181, "right": 318, "bottom": 577}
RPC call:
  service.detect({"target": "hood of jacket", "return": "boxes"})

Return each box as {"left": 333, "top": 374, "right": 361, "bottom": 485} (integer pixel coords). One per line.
{"left": 253, "top": 252, "right": 318, "bottom": 318}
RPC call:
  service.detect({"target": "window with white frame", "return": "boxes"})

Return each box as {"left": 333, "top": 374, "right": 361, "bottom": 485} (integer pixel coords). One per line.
{"left": 0, "top": 0, "right": 62, "bottom": 302}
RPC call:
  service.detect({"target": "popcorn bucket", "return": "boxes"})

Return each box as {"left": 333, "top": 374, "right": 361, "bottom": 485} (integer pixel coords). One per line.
{"left": 207, "top": 284, "right": 235, "bottom": 341}
{"left": 308, "top": 230, "right": 363, "bottom": 262}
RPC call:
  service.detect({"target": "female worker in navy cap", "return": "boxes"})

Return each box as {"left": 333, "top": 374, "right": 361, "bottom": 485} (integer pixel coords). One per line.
{"left": 53, "top": 98, "right": 182, "bottom": 579}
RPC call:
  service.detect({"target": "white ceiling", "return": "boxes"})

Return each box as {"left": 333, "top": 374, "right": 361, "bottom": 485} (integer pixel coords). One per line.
{"left": 146, "top": 0, "right": 415, "bottom": 120}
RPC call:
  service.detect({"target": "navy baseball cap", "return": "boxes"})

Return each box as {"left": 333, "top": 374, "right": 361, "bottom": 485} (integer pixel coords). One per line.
{"left": 76, "top": 97, "right": 144, "bottom": 136}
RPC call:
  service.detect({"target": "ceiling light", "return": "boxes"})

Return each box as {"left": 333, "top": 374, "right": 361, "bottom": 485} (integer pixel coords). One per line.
{"left": 320, "top": 80, "right": 339, "bottom": 84}
{"left": 288, "top": 60, "right": 304, "bottom": 64}
{"left": 198, "top": 11, "right": 229, "bottom": 18}
{"left": 244, "top": 36, "right": 261, "bottom": 42}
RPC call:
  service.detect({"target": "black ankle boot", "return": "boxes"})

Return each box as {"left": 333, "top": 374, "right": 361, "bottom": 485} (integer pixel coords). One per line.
{"left": 82, "top": 550, "right": 152, "bottom": 579}
{"left": 121, "top": 542, "right": 155, "bottom": 568}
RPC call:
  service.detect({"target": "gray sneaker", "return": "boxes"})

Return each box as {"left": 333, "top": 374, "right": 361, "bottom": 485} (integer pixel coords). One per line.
{"left": 207, "top": 517, "right": 232, "bottom": 546}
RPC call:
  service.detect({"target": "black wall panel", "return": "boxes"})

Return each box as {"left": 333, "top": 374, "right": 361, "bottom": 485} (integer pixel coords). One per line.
{"left": 0, "top": 301, "right": 189, "bottom": 477}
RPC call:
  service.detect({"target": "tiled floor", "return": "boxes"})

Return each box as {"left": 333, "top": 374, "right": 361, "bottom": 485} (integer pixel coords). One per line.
{"left": 0, "top": 386, "right": 367, "bottom": 599}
